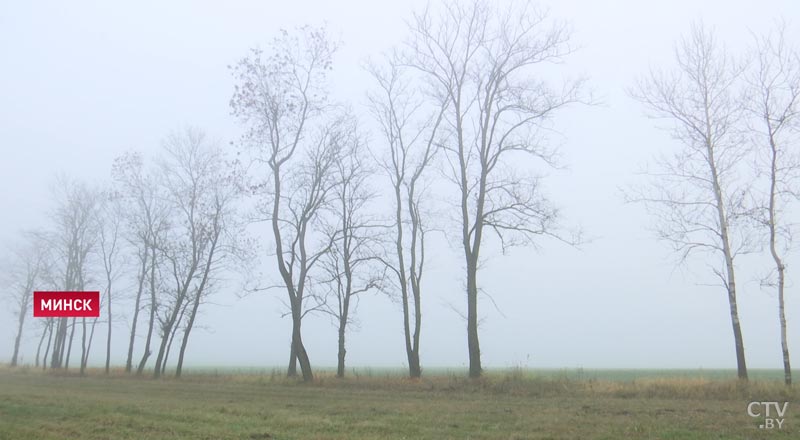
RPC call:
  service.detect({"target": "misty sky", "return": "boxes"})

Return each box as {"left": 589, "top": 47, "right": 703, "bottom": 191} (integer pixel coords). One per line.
{"left": 2, "top": 0, "right": 800, "bottom": 371}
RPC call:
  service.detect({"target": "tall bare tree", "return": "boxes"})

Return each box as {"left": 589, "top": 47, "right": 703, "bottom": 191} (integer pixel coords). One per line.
{"left": 4, "top": 233, "right": 47, "bottom": 367}
{"left": 96, "top": 190, "right": 125, "bottom": 374}
{"left": 44, "top": 178, "right": 101, "bottom": 370}
{"left": 230, "top": 26, "right": 338, "bottom": 382}
{"left": 404, "top": 0, "right": 583, "bottom": 377}
{"left": 630, "top": 24, "right": 751, "bottom": 380}
{"left": 321, "top": 118, "right": 382, "bottom": 378}
{"left": 367, "top": 59, "right": 444, "bottom": 378}
{"left": 745, "top": 25, "right": 800, "bottom": 386}
{"left": 149, "top": 128, "right": 234, "bottom": 378}
{"left": 170, "top": 130, "right": 243, "bottom": 378}
{"left": 112, "top": 152, "right": 168, "bottom": 374}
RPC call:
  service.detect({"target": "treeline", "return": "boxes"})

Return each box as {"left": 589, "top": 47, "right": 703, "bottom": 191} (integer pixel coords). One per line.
{"left": 3, "top": 1, "right": 799, "bottom": 384}
{"left": 5, "top": 130, "right": 247, "bottom": 378}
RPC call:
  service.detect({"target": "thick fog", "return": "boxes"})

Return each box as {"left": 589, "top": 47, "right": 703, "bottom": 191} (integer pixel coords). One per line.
{"left": 2, "top": 0, "right": 799, "bottom": 371}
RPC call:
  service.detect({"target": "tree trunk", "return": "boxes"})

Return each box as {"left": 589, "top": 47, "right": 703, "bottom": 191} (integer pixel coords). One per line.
{"left": 708, "top": 142, "right": 748, "bottom": 381}
{"left": 65, "top": 317, "right": 77, "bottom": 370}
{"left": 726, "top": 284, "right": 748, "bottom": 381}
{"left": 162, "top": 315, "right": 181, "bottom": 376}
{"left": 767, "top": 134, "right": 791, "bottom": 386}
{"left": 292, "top": 313, "right": 313, "bottom": 382}
{"left": 137, "top": 249, "right": 158, "bottom": 375}
{"left": 153, "top": 321, "right": 172, "bottom": 379}
{"left": 778, "top": 268, "right": 791, "bottom": 385}
{"left": 176, "top": 230, "right": 218, "bottom": 378}
{"left": 400, "top": 287, "right": 421, "bottom": 378}
{"left": 154, "top": 284, "right": 192, "bottom": 378}
{"left": 408, "top": 213, "right": 423, "bottom": 379}
{"left": 82, "top": 317, "right": 100, "bottom": 376}
{"left": 106, "top": 300, "right": 112, "bottom": 374}
{"left": 80, "top": 318, "right": 87, "bottom": 376}
{"left": 135, "top": 295, "right": 155, "bottom": 375}
{"left": 401, "top": 286, "right": 421, "bottom": 378}
{"left": 126, "top": 250, "right": 148, "bottom": 373}
{"left": 106, "top": 285, "right": 113, "bottom": 375}
{"left": 410, "top": 286, "right": 422, "bottom": 378}
{"left": 394, "top": 182, "right": 422, "bottom": 379}
{"left": 43, "top": 322, "right": 54, "bottom": 370}
{"left": 50, "top": 317, "right": 67, "bottom": 368}
{"left": 336, "top": 319, "right": 347, "bottom": 378}
{"left": 466, "top": 258, "right": 481, "bottom": 378}
{"left": 11, "top": 301, "right": 27, "bottom": 367}
{"left": 154, "top": 251, "right": 200, "bottom": 379}
{"left": 35, "top": 321, "right": 50, "bottom": 368}
{"left": 163, "top": 300, "right": 190, "bottom": 376}
{"left": 175, "top": 297, "right": 202, "bottom": 378}
{"left": 287, "top": 340, "right": 298, "bottom": 377}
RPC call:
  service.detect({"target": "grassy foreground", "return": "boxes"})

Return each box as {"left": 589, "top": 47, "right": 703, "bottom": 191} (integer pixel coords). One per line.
{"left": 0, "top": 367, "right": 797, "bottom": 439}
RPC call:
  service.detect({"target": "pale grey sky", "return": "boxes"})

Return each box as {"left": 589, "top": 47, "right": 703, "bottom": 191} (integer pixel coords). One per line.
{"left": 1, "top": 0, "right": 799, "bottom": 370}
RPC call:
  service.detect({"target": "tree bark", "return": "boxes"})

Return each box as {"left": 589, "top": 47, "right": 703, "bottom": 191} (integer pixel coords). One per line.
{"left": 707, "top": 136, "right": 748, "bottom": 381}
{"left": 80, "top": 318, "right": 87, "bottom": 376}
{"left": 106, "top": 294, "right": 112, "bottom": 374}
{"left": 466, "top": 258, "right": 481, "bottom": 378}
{"left": 162, "top": 304, "right": 185, "bottom": 376}
{"left": 35, "top": 320, "right": 50, "bottom": 368}
{"left": 11, "top": 298, "right": 27, "bottom": 367}
{"left": 291, "top": 315, "right": 313, "bottom": 382}
{"left": 287, "top": 341, "right": 298, "bottom": 377}
{"left": 126, "top": 240, "right": 150, "bottom": 373}
{"left": 50, "top": 317, "right": 67, "bottom": 368}
{"left": 136, "top": 249, "right": 158, "bottom": 375}
{"left": 43, "top": 322, "right": 54, "bottom": 370}
{"left": 336, "top": 319, "right": 347, "bottom": 378}
{"left": 410, "top": 287, "right": 422, "bottom": 378}
{"left": 65, "top": 317, "right": 77, "bottom": 370}
{"left": 767, "top": 130, "right": 791, "bottom": 386}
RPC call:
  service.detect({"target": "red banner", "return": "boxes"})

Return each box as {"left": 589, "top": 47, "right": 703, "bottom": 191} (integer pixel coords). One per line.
{"left": 33, "top": 291, "right": 100, "bottom": 318}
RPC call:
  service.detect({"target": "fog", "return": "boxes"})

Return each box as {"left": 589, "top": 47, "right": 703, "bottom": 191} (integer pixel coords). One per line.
{"left": 2, "top": 0, "right": 799, "bottom": 372}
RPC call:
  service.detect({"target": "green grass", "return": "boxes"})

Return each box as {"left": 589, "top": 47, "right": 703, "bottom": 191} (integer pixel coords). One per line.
{"left": 0, "top": 366, "right": 797, "bottom": 439}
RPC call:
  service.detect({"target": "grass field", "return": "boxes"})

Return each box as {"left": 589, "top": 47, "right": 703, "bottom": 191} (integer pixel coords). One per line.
{"left": 0, "top": 366, "right": 797, "bottom": 439}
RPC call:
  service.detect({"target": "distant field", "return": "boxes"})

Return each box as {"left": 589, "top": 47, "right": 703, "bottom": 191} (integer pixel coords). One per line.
{"left": 179, "top": 366, "right": 800, "bottom": 382}
{"left": 0, "top": 366, "right": 797, "bottom": 439}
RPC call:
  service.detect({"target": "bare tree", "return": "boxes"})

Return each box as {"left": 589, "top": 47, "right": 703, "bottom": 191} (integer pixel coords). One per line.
{"left": 4, "top": 232, "right": 47, "bottom": 367}
{"left": 404, "top": 0, "right": 584, "bottom": 377}
{"left": 630, "top": 24, "right": 751, "bottom": 380}
{"left": 367, "top": 59, "right": 444, "bottom": 378}
{"left": 230, "top": 26, "right": 338, "bottom": 382}
{"left": 147, "top": 128, "right": 233, "bottom": 378}
{"left": 96, "top": 190, "right": 125, "bottom": 374}
{"left": 745, "top": 25, "right": 800, "bottom": 386}
{"left": 170, "top": 130, "right": 243, "bottom": 378}
{"left": 320, "top": 118, "right": 382, "bottom": 378}
{"left": 112, "top": 152, "right": 169, "bottom": 375}
{"left": 43, "top": 178, "right": 101, "bottom": 370}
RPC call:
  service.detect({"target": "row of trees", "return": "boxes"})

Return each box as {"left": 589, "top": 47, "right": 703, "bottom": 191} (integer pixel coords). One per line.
{"left": 5, "top": 130, "right": 246, "bottom": 378}
{"left": 4, "top": 1, "right": 798, "bottom": 383}
{"left": 228, "top": 0, "right": 586, "bottom": 380}
{"left": 5, "top": 0, "right": 580, "bottom": 381}
{"left": 630, "top": 23, "right": 800, "bottom": 385}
